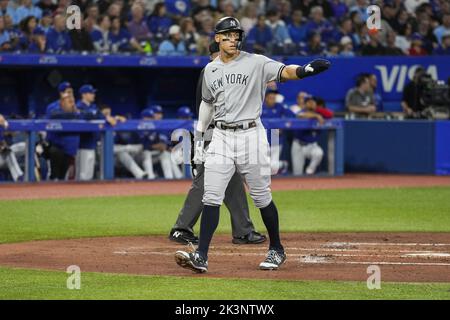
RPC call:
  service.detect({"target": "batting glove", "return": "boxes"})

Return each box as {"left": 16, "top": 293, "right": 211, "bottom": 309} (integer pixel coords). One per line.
{"left": 296, "top": 59, "right": 331, "bottom": 79}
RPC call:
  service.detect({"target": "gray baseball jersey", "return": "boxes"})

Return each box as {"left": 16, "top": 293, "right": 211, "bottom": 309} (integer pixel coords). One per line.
{"left": 202, "top": 51, "right": 285, "bottom": 124}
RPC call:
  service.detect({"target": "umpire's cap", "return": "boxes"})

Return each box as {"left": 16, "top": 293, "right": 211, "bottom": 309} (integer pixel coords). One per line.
{"left": 177, "top": 106, "right": 193, "bottom": 119}
{"left": 214, "top": 16, "right": 244, "bottom": 36}
{"left": 141, "top": 108, "right": 155, "bottom": 118}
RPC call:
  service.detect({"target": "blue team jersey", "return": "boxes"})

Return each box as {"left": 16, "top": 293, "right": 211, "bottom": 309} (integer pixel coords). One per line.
{"left": 45, "top": 101, "right": 80, "bottom": 156}
{"left": 293, "top": 110, "right": 321, "bottom": 144}
{"left": 165, "top": 0, "right": 190, "bottom": 16}
{"left": 110, "top": 28, "right": 131, "bottom": 52}
{"left": 261, "top": 103, "right": 296, "bottom": 119}
{"left": 76, "top": 100, "right": 103, "bottom": 150}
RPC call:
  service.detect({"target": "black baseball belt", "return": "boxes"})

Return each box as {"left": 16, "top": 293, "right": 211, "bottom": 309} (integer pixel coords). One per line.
{"left": 214, "top": 120, "right": 257, "bottom": 131}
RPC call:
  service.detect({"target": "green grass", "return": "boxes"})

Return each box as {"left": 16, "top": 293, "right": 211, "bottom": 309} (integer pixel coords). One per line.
{"left": 0, "top": 186, "right": 449, "bottom": 244}
{"left": 0, "top": 267, "right": 449, "bottom": 300}
{"left": 1, "top": 186, "right": 450, "bottom": 300}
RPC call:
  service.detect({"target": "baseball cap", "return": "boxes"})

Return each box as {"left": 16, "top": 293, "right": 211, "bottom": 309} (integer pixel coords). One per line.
{"left": 140, "top": 108, "right": 155, "bottom": 118}
{"left": 340, "top": 36, "right": 352, "bottom": 46}
{"left": 169, "top": 25, "right": 180, "bottom": 36}
{"left": 177, "top": 106, "right": 193, "bottom": 118}
{"left": 58, "top": 81, "right": 71, "bottom": 93}
{"left": 411, "top": 32, "right": 423, "bottom": 41}
{"left": 79, "top": 84, "right": 97, "bottom": 94}
{"left": 150, "top": 105, "right": 163, "bottom": 114}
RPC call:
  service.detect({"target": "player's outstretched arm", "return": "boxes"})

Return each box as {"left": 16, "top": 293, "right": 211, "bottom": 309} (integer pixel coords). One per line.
{"left": 281, "top": 59, "right": 331, "bottom": 81}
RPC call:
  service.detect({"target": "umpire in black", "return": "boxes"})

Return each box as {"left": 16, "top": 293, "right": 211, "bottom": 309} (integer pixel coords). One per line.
{"left": 169, "top": 42, "right": 266, "bottom": 245}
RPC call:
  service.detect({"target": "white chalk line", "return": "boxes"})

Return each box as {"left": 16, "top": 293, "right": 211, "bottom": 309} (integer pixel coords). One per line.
{"left": 117, "top": 246, "right": 450, "bottom": 254}
{"left": 113, "top": 250, "right": 450, "bottom": 261}
{"left": 325, "top": 242, "right": 450, "bottom": 247}
{"left": 299, "top": 260, "right": 450, "bottom": 267}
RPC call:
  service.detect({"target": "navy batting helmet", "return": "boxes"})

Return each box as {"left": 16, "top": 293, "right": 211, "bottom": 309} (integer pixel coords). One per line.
{"left": 177, "top": 106, "right": 193, "bottom": 119}
{"left": 214, "top": 16, "right": 244, "bottom": 41}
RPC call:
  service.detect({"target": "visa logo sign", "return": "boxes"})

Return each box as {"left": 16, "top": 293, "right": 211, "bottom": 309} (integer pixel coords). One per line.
{"left": 375, "top": 65, "right": 438, "bottom": 93}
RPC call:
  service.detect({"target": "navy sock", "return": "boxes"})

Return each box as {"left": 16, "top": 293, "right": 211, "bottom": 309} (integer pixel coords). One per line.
{"left": 259, "top": 201, "right": 284, "bottom": 252}
{"left": 197, "top": 205, "right": 220, "bottom": 259}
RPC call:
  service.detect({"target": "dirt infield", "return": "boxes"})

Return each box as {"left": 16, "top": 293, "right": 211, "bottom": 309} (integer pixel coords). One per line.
{"left": 0, "top": 175, "right": 449, "bottom": 283}
{"left": 0, "top": 174, "right": 449, "bottom": 200}
{"left": 0, "top": 233, "right": 449, "bottom": 282}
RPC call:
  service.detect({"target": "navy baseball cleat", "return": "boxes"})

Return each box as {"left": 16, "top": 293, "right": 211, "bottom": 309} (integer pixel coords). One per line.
{"left": 169, "top": 229, "right": 199, "bottom": 245}
{"left": 175, "top": 250, "right": 208, "bottom": 273}
{"left": 259, "top": 249, "right": 287, "bottom": 270}
{"left": 232, "top": 231, "right": 267, "bottom": 245}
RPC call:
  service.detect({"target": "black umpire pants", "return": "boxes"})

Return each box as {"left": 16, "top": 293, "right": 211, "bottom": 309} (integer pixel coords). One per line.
{"left": 172, "top": 163, "right": 256, "bottom": 238}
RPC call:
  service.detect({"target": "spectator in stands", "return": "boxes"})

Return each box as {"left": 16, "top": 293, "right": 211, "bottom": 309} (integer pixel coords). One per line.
{"left": 18, "top": 15, "right": 46, "bottom": 52}
{"left": 401, "top": 67, "right": 428, "bottom": 117}
{"left": 266, "top": 9, "right": 293, "bottom": 54}
{"left": 384, "top": 30, "right": 405, "bottom": 55}
{"left": 245, "top": 14, "right": 273, "bottom": 54}
{"left": 288, "top": 9, "right": 307, "bottom": 45}
{"left": 290, "top": 94, "right": 332, "bottom": 176}
{"left": 279, "top": 0, "right": 292, "bottom": 25}
{"left": 0, "top": 15, "right": 12, "bottom": 51}
{"left": 91, "top": 15, "right": 112, "bottom": 53}
{"left": 333, "top": 18, "right": 357, "bottom": 47}
{"left": 110, "top": 16, "right": 143, "bottom": 53}
{"left": 128, "top": 3, "right": 152, "bottom": 45}
{"left": 408, "top": 32, "right": 428, "bottom": 56}
{"left": 329, "top": 0, "right": 348, "bottom": 20}
{"left": 106, "top": 2, "right": 122, "bottom": 20}
{"left": 433, "top": 30, "right": 450, "bottom": 54}
{"left": 404, "top": 0, "right": 429, "bottom": 16}
{"left": 37, "top": 0, "right": 57, "bottom": 12}
{"left": 304, "top": 6, "right": 334, "bottom": 43}
{"left": 0, "top": 114, "right": 24, "bottom": 182}
{"left": 157, "top": 24, "right": 186, "bottom": 56}
{"left": 345, "top": 75, "right": 377, "bottom": 117}
{"left": 2, "top": 13, "right": 18, "bottom": 44}
{"left": 84, "top": 3, "right": 99, "bottom": 30}
{"left": 38, "top": 9, "right": 52, "bottom": 33}
{"left": 433, "top": 13, "right": 450, "bottom": 45}
{"left": 69, "top": 13, "right": 94, "bottom": 52}
{"left": 219, "top": 0, "right": 236, "bottom": 17}
{"left": 326, "top": 41, "right": 339, "bottom": 56}
{"left": 239, "top": 2, "right": 257, "bottom": 33}
{"left": 0, "top": 0, "right": 18, "bottom": 25}
{"left": 301, "top": 32, "right": 326, "bottom": 56}
{"left": 361, "top": 32, "right": 386, "bottom": 56}
{"left": 339, "top": 35, "right": 355, "bottom": 56}
{"left": 349, "top": 0, "right": 369, "bottom": 22}
{"left": 15, "top": 0, "right": 42, "bottom": 24}
{"left": 395, "top": 21, "right": 413, "bottom": 54}
{"left": 147, "top": 2, "right": 172, "bottom": 45}
{"left": 46, "top": 14, "right": 72, "bottom": 53}
{"left": 416, "top": 17, "right": 439, "bottom": 54}
{"left": 180, "top": 17, "right": 199, "bottom": 55}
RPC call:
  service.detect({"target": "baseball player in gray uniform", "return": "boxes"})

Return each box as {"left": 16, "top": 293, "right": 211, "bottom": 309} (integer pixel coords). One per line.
{"left": 169, "top": 42, "right": 266, "bottom": 246}
{"left": 175, "top": 17, "right": 330, "bottom": 273}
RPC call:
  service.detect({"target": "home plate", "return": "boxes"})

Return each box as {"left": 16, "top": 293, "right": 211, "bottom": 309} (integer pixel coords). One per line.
{"left": 401, "top": 252, "right": 450, "bottom": 258}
